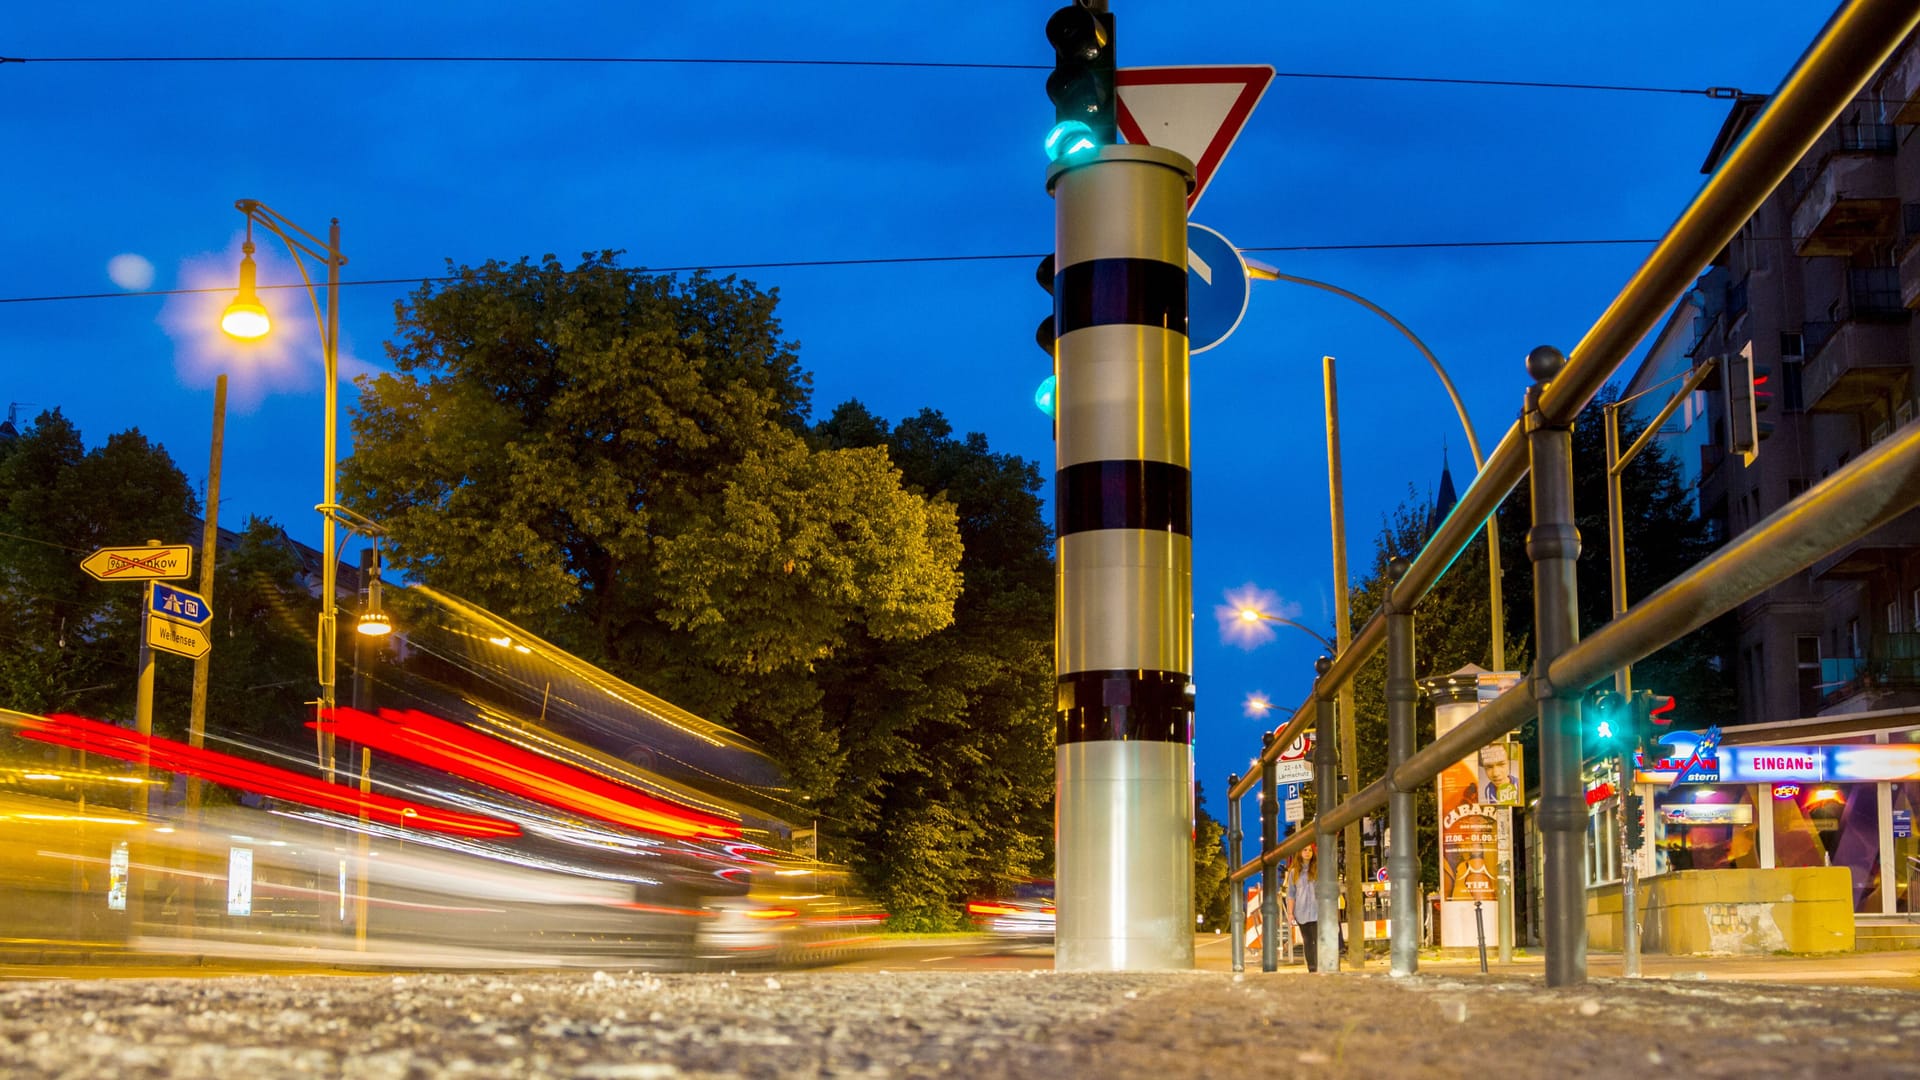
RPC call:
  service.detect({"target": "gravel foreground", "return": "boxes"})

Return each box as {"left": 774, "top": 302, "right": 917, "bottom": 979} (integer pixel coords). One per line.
{"left": 2, "top": 969, "right": 1918, "bottom": 1079}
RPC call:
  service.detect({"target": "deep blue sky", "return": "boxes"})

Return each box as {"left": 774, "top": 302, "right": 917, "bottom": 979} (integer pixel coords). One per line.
{"left": 2, "top": 2, "right": 1833, "bottom": 819}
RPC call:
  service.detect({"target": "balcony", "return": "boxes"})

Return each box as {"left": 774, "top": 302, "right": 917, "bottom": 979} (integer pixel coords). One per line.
{"left": 1812, "top": 511, "right": 1920, "bottom": 581}
{"left": 1801, "top": 269, "right": 1911, "bottom": 414}
{"left": 1889, "top": 46, "right": 1920, "bottom": 125}
{"left": 1791, "top": 125, "right": 1898, "bottom": 257}
{"left": 1820, "top": 634, "right": 1920, "bottom": 702}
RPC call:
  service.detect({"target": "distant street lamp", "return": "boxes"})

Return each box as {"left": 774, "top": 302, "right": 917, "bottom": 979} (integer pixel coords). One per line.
{"left": 1235, "top": 604, "right": 1338, "bottom": 654}
{"left": 218, "top": 199, "right": 352, "bottom": 781}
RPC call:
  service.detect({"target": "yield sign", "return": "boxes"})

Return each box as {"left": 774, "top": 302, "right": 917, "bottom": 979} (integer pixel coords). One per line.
{"left": 1115, "top": 65, "right": 1274, "bottom": 211}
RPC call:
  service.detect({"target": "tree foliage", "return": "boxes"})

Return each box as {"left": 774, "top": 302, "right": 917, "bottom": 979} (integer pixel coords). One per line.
{"left": 1192, "top": 781, "right": 1231, "bottom": 931}
{"left": 0, "top": 412, "right": 315, "bottom": 749}
{"left": 342, "top": 255, "right": 1052, "bottom": 923}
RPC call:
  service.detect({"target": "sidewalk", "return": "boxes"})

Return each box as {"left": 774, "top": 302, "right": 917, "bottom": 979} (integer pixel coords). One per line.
{"left": 1197, "top": 930, "right": 1920, "bottom": 989}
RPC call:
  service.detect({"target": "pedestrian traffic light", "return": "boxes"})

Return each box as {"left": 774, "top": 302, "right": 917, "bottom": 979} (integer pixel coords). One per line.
{"left": 1589, "top": 690, "right": 1625, "bottom": 756}
{"left": 1720, "top": 343, "right": 1758, "bottom": 463}
{"left": 1044, "top": 2, "right": 1116, "bottom": 160}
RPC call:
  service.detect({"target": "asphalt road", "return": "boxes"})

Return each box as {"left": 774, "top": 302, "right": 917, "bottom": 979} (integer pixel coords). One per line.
{"left": 4, "top": 964, "right": 1920, "bottom": 1078}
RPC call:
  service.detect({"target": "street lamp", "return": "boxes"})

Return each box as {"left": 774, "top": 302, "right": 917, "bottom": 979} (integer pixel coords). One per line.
{"left": 1235, "top": 605, "right": 1337, "bottom": 654}
{"left": 1243, "top": 260, "right": 1507, "bottom": 673}
{"left": 218, "top": 198, "right": 349, "bottom": 782}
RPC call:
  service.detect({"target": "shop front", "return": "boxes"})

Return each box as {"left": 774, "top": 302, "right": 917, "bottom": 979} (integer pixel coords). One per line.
{"left": 1631, "top": 716, "right": 1920, "bottom": 918}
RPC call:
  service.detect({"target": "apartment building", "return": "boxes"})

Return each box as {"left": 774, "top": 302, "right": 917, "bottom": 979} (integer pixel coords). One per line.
{"left": 1628, "top": 36, "right": 1920, "bottom": 725}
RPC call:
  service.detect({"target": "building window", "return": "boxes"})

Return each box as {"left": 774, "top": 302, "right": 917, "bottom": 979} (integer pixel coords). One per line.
{"left": 1889, "top": 601, "right": 1902, "bottom": 635}
{"left": 1788, "top": 478, "right": 1811, "bottom": 501}
{"left": 1796, "top": 635, "right": 1822, "bottom": 717}
{"left": 1780, "top": 331, "right": 1804, "bottom": 357}
{"left": 1911, "top": 588, "right": 1920, "bottom": 630}
{"left": 1782, "top": 359, "right": 1806, "bottom": 412}
{"left": 1848, "top": 618, "right": 1861, "bottom": 658}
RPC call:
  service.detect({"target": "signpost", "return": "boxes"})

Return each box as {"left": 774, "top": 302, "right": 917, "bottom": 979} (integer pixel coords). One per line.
{"left": 1186, "top": 223, "right": 1250, "bottom": 355}
{"left": 1115, "top": 65, "right": 1275, "bottom": 210}
{"left": 81, "top": 544, "right": 192, "bottom": 582}
{"left": 1273, "top": 731, "right": 1315, "bottom": 784}
{"left": 147, "top": 581, "right": 213, "bottom": 660}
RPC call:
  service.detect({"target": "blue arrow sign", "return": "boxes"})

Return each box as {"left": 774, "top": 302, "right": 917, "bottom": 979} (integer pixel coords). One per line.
{"left": 1187, "top": 223, "right": 1250, "bottom": 355}
{"left": 150, "top": 582, "right": 212, "bottom": 627}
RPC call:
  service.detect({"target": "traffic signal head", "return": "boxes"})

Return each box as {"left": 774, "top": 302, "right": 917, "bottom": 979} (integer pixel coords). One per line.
{"left": 1044, "top": 3, "right": 1116, "bottom": 159}
{"left": 1623, "top": 791, "right": 1646, "bottom": 850}
{"left": 1589, "top": 690, "right": 1625, "bottom": 751}
{"left": 1725, "top": 344, "right": 1766, "bottom": 465}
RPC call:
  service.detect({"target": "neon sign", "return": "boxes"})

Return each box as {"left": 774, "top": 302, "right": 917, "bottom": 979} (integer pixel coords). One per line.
{"left": 1636, "top": 735, "right": 1920, "bottom": 786}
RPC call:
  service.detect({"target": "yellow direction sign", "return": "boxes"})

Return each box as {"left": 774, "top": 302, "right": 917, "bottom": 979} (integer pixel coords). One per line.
{"left": 81, "top": 544, "right": 193, "bottom": 582}
{"left": 146, "top": 613, "right": 212, "bottom": 660}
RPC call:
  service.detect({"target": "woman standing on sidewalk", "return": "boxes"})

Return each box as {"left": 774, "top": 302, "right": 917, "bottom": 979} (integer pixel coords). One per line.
{"left": 1288, "top": 846, "right": 1319, "bottom": 972}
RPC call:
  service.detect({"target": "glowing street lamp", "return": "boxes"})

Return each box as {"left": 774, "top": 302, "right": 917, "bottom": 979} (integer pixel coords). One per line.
{"left": 1234, "top": 602, "right": 1337, "bottom": 653}
{"left": 219, "top": 242, "right": 270, "bottom": 340}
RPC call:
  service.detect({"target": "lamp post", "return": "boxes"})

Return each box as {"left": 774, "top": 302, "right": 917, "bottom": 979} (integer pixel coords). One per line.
{"left": 1235, "top": 607, "right": 1337, "bottom": 653}
{"left": 1244, "top": 262, "right": 1507, "bottom": 673}
{"left": 219, "top": 199, "right": 349, "bottom": 782}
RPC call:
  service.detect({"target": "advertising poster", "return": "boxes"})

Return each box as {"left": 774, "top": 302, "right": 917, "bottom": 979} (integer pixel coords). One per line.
{"left": 227, "top": 846, "right": 254, "bottom": 917}
{"left": 108, "top": 841, "right": 129, "bottom": 912}
{"left": 1434, "top": 671, "right": 1522, "bottom": 945}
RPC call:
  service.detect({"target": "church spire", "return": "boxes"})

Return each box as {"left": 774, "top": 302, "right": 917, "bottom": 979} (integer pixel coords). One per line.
{"left": 1426, "top": 443, "right": 1458, "bottom": 538}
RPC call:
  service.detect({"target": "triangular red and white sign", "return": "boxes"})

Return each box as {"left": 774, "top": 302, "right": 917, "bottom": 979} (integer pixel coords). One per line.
{"left": 1115, "top": 65, "right": 1274, "bottom": 211}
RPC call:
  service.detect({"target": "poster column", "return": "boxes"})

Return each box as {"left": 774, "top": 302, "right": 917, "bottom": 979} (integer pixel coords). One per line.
{"left": 1422, "top": 665, "right": 1524, "bottom": 950}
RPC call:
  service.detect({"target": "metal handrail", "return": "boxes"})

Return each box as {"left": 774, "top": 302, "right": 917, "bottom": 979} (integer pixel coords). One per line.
{"left": 1226, "top": 0, "right": 1920, "bottom": 806}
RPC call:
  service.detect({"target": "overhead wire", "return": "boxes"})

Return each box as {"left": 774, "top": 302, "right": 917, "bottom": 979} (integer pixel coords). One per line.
{"left": 0, "top": 53, "right": 1742, "bottom": 98}
{"left": 0, "top": 238, "right": 1664, "bottom": 306}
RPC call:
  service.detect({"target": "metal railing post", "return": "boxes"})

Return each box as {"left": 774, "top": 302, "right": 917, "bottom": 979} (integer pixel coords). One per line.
{"left": 1313, "top": 658, "right": 1341, "bottom": 973}
{"left": 1228, "top": 774, "right": 1246, "bottom": 973}
{"left": 1260, "top": 732, "right": 1280, "bottom": 972}
{"left": 1384, "top": 555, "right": 1419, "bottom": 977}
{"left": 1525, "top": 345, "right": 1588, "bottom": 987}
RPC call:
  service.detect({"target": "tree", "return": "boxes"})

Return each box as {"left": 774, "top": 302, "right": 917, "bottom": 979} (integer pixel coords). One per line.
{"left": 811, "top": 403, "right": 1056, "bottom": 926}
{"left": 1192, "top": 781, "right": 1231, "bottom": 931}
{"left": 0, "top": 410, "right": 199, "bottom": 724}
{"left": 340, "top": 253, "right": 969, "bottom": 863}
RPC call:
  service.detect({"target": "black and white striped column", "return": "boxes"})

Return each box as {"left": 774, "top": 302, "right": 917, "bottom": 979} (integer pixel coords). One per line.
{"left": 1048, "top": 144, "right": 1196, "bottom": 972}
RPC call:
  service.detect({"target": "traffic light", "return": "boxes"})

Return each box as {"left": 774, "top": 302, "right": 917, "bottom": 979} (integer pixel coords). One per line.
{"left": 1725, "top": 343, "right": 1771, "bottom": 465}
{"left": 1588, "top": 690, "right": 1625, "bottom": 756}
{"left": 1629, "top": 689, "right": 1674, "bottom": 769}
{"left": 1044, "top": 3, "right": 1116, "bottom": 160}
{"left": 1036, "top": 253, "right": 1058, "bottom": 421}
{"left": 1623, "top": 791, "right": 1645, "bottom": 849}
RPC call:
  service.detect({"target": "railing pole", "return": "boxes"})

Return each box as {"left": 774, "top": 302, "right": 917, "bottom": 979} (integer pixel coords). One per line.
{"left": 1313, "top": 657, "right": 1341, "bottom": 973}
{"left": 1227, "top": 773, "right": 1245, "bottom": 973}
{"left": 1384, "top": 556, "right": 1420, "bottom": 977}
{"left": 1525, "top": 345, "right": 1589, "bottom": 987}
{"left": 1259, "top": 732, "right": 1280, "bottom": 972}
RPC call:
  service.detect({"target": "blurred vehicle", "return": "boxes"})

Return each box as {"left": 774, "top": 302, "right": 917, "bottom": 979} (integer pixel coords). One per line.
{"left": 966, "top": 879, "right": 1054, "bottom": 937}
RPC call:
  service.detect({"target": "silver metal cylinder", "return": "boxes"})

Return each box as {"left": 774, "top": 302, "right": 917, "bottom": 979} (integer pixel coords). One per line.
{"left": 1227, "top": 775, "right": 1245, "bottom": 973}
{"left": 1049, "top": 144, "right": 1196, "bottom": 972}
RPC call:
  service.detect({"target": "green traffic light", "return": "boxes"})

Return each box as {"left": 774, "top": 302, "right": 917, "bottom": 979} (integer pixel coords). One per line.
{"left": 1034, "top": 375, "right": 1057, "bottom": 418}
{"left": 1044, "top": 120, "right": 1099, "bottom": 162}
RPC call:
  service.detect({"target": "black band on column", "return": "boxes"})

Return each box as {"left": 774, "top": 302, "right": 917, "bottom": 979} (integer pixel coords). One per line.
{"left": 1056, "top": 669, "right": 1194, "bottom": 744}
{"left": 1055, "top": 258, "right": 1188, "bottom": 336}
{"left": 1057, "top": 459, "right": 1191, "bottom": 537}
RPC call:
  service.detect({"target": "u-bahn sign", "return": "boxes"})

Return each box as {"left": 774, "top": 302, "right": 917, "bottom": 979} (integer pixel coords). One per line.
{"left": 81, "top": 544, "right": 192, "bottom": 582}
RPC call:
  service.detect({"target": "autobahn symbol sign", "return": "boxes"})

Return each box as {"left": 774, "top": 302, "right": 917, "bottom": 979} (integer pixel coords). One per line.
{"left": 80, "top": 544, "right": 192, "bottom": 582}
{"left": 150, "top": 582, "right": 212, "bottom": 627}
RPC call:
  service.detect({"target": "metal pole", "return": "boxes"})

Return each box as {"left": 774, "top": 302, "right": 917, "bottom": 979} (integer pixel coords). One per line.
{"left": 1324, "top": 356, "right": 1365, "bottom": 969}
{"left": 352, "top": 547, "right": 376, "bottom": 950}
{"left": 1227, "top": 774, "right": 1245, "bottom": 973}
{"left": 130, "top": 543, "right": 159, "bottom": 936}
{"left": 1605, "top": 405, "right": 1641, "bottom": 978}
{"left": 1525, "top": 345, "right": 1588, "bottom": 987}
{"left": 1049, "top": 143, "right": 1196, "bottom": 972}
{"left": 188, "top": 375, "right": 226, "bottom": 822}
{"left": 1260, "top": 733, "right": 1279, "bottom": 973}
{"left": 1496, "top": 808, "right": 1514, "bottom": 964}
{"left": 1312, "top": 665, "right": 1341, "bottom": 973}
{"left": 1384, "top": 555, "right": 1418, "bottom": 977}
{"left": 318, "top": 219, "right": 342, "bottom": 786}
